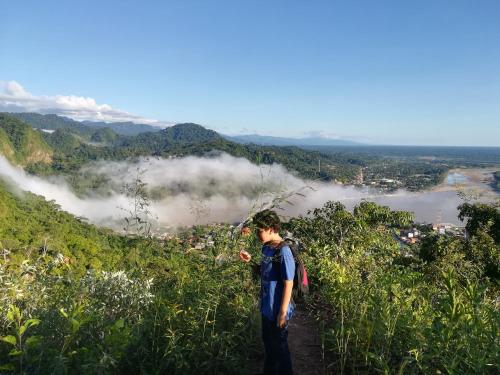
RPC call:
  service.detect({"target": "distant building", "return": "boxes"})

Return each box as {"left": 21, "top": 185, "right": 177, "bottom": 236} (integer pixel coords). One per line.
{"left": 400, "top": 228, "right": 420, "bottom": 239}
{"left": 194, "top": 243, "right": 205, "bottom": 250}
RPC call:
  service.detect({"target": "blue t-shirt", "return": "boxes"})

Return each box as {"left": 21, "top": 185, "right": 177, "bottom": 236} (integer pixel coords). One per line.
{"left": 260, "top": 243, "right": 295, "bottom": 321}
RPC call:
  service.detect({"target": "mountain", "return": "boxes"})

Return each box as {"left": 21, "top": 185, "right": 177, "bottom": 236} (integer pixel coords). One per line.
{"left": 0, "top": 113, "right": 53, "bottom": 167}
{"left": 226, "top": 133, "right": 363, "bottom": 146}
{"left": 0, "top": 113, "right": 361, "bottom": 183}
{"left": 113, "top": 123, "right": 222, "bottom": 153}
{"left": 162, "top": 123, "right": 221, "bottom": 143}
{"left": 8, "top": 113, "right": 94, "bottom": 134}
{"left": 82, "top": 120, "right": 163, "bottom": 136}
{"left": 8, "top": 112, "right": 162, "bottom": 136}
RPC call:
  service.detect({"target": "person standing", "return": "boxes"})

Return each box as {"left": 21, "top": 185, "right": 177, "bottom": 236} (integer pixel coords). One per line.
{"left": 240, "top": 210, "right": 295, "bottom": 375}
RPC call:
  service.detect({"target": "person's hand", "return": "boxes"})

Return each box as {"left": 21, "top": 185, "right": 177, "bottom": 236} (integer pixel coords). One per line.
{"left": 277, "top": 310, "right": 287, "bottom": 329}
{"left": 241, "top": 226, "right": 252, "bottom": 236}
{"left": 239, "top": 249, "right": 251, "bottom": 263}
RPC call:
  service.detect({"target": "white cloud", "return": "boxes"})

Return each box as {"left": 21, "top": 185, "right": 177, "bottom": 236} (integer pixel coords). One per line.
{"left": 0, "top": 80, "right": 173, "bottom": 126}
{"left": 0, "top": 153, "right": 470, "bottom": 231}
{"left": 0, "top": 152, "right": 372, "bottom": 229}
{"left": 301, "top": 130, "right": 341, "bottom": 139}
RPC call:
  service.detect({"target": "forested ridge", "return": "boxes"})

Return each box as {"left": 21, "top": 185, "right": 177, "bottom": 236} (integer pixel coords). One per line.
{"left": 1, "top": 113, "right": 359, "bottom": 183}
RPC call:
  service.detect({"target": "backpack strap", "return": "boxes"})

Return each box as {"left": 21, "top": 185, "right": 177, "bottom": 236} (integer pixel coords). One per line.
{"left": 273, "top": 240, "right": 297, "bottom": 262}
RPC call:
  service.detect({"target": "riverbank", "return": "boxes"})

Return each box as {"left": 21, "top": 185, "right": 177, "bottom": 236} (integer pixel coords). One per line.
{"left": 428, "top": 167, "right": 500, "bottom": 196}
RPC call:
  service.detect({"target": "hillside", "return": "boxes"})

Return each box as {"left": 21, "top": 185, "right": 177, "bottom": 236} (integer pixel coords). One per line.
{"left": 82, "top": 120, "right": 163, "bottom": 135}
{"left": 0, "top": 113, "right": 53, "bottom": 167}
{"left": 0, "top": 181, "right": 127, "bottom": 269}
{"left": 0, "top": 178, "right": 498, "bottom": 373}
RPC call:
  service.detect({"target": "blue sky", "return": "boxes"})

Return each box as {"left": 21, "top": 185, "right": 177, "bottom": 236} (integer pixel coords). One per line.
{"left": 1, "top": 0, "right": 499, "bottom": 146}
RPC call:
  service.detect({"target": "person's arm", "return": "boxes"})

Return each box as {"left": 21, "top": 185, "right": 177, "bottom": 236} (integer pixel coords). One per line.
{"left": 277, "top": 246, "right": 295, "bottom": 328}
{"left": 277, "top": 280, "right": 293, "bottom": 328}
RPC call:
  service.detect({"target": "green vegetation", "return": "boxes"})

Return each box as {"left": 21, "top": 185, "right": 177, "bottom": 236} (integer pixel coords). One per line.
{"left": 0, "top": 175, "right": 498, "bottom": 373}
{"left": 0, "top": 114, "right": 52, "bottom": 167}
{"left": 361, "top": 161, "right": 448, "bottom": 191}
{"left": 0, "top": 182, "right": 260, "bottom": 373}
{"left": 285, "top": 200, "right": 499, "bottom": 373}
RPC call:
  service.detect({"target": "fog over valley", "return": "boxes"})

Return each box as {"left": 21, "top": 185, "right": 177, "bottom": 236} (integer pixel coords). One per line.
{"left": 0, "top": 153, "right": 489, "bottom": 230}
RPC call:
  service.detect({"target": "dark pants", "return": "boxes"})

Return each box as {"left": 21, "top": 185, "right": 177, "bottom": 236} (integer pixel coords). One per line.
{"left": 261, "top": 315, "right": 293, "bottom": 375}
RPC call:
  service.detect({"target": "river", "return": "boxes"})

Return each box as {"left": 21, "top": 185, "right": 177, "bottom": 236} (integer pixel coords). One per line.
{"left": 358, "top": 169, "right": 498, "bottom": 225}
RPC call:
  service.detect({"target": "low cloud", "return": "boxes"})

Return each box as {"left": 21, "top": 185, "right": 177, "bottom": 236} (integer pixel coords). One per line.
{"left": 0, "top": 153, "right": 468, "bottom": 231}
{"left": 0, "top": 155, "right": 131, "bottom": 226}
{"left": 0, "top": 81, "right": 173, "bottom": 126}
{"left": 0, "top": 153, "right": 378, "bottom": 230}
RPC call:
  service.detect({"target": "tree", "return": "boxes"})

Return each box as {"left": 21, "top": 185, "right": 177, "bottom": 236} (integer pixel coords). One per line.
{"left": 458, "top": 202, "right": 500, "bottom": 243}
{"left": 119, "top": 167, "right": 155, "bottom": 237}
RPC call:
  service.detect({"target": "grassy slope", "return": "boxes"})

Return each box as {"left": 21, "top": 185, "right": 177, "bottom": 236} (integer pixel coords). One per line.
{"left": 0, "top": 181, "right": 129, "bottom": 270}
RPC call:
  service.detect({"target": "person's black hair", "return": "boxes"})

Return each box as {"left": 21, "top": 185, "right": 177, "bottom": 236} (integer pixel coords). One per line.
{"left": 252, "top": 209, "right": 281, "bottom": 232}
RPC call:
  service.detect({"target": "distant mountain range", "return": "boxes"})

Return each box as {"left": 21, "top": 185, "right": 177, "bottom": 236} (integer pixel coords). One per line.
{"left": 225, "top": 134, "right": 363, "bottom": 146}
{"left": 9, "top": 112, "right": 163, "bottom": 136}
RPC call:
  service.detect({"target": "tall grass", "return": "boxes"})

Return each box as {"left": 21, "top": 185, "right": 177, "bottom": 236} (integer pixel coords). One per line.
{"left": 287, "top": 201, "right": 499, "bottom": 374}
{"left": 0, "top": 227, "right": 260, "bottom": 374}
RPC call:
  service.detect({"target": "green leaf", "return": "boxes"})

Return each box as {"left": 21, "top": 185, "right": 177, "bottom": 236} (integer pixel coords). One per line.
{"left": 25, "top": 318, "right": 41, "bottom": 327}
{"left": 113, "top": 319, "right": 125, "bottom": 329}
{"left": 25, "top": 336, "right": 41, "bottom": 347}
{"left": 6, "top": 306, "right": 20, "bottom": 322}
{"left": 71, "top": 318, "right": 80, "bottom": 333}
{"left": 8, "top": 349, "right": 22, "bottom": 357}
{"left": 0, "top": 335, "right": 16, "bottom": 346}
{"left": 0, "top": 363, "right": 15, "bottom": 371}
{"left": 20, "top": 319, "right": 40, "bottom": 335}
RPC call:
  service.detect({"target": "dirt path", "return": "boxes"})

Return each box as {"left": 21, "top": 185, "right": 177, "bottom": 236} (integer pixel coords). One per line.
{"left": 248, "top": 306, "right": 325, "bottom": 374}
{"left": 288, "top": 307, "right": 325, "bottom": 374}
